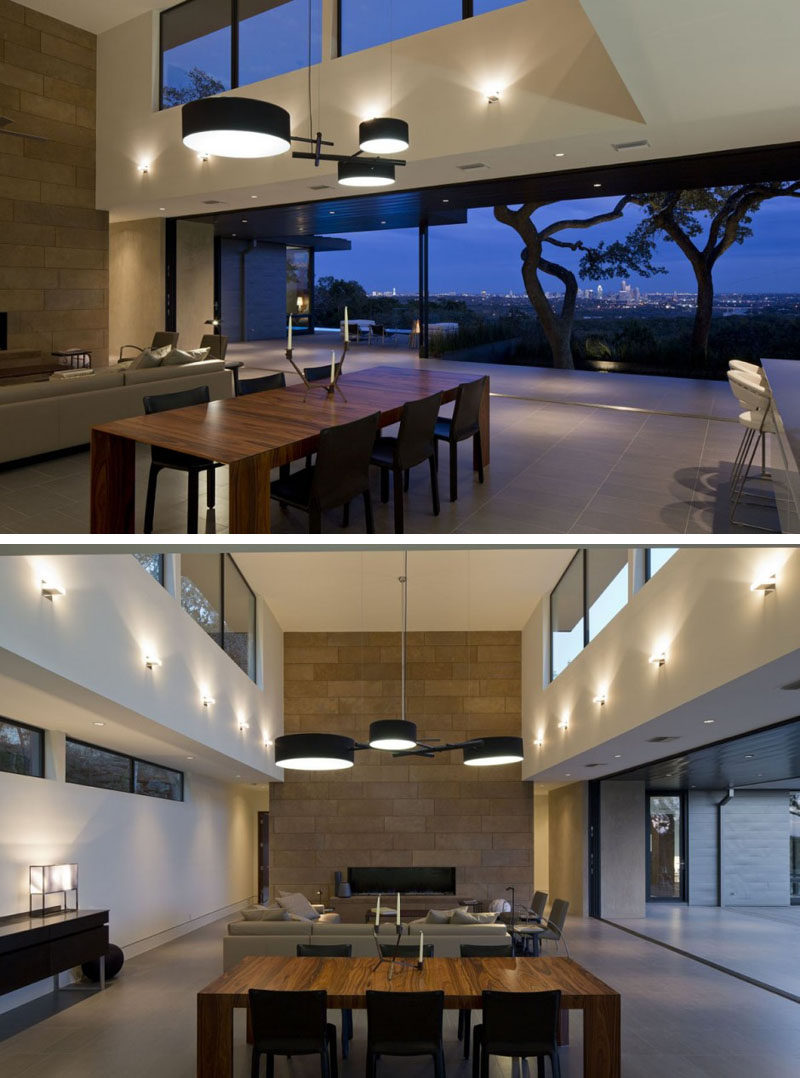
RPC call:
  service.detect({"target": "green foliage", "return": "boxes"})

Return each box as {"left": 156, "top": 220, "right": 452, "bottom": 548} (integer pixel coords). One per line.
{"left": 162, "top": 68, "right": 226, "bottom": 108}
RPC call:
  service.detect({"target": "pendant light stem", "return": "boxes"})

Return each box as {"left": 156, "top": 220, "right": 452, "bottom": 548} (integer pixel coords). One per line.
{"left": 400, "top": 550, "right": 408, "bottom": 723}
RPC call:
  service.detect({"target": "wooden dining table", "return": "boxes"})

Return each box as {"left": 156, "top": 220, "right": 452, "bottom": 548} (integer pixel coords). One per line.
{"left": 196, "top": 955, "right": 620, "bottom": 1078}
{"left": 90, "top": 365, "right": 489, "bottom": 533}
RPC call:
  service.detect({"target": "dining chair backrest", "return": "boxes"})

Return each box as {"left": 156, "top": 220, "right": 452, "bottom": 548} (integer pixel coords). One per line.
{"left": 451, "top": 377, "right": 487, "bottom": 440}
{"left": 366, "top": 989, "right": 443, "bottom": 1045}
{"left": 378, "top": 942, "right": 435, "bottom": 959}
{"left": 394, "top": 390, "right": 442, "bottom": 467}
{"left": 480, "top": 989, "right": 561, "bottom": 1051}
{"left": 460, "top": 943, "right": 513, "bottom": 958}
{"left": 143, "top": 384, "right": 210, "bottom": 415}
{"left": 729, "top": 359, "right": 764, "bottom": 381}
{"left": 728, "top": 371, "right": 771, "bottom": 412}
{"left": 151, "top": 331, "right": 179, "bottom": 351}
{"left": 200, "top": 333, "right": 228, "bottom": 360}
{"left": 248, "top": 988, "right": 328, "bottom": 1050}
{"left": 530, "top": 890, "right": 548, "bottom": 920}
{"left": 546, "top": 898, "right": 569, "bottom": 935}
{"left": 311, "top": 411, "right": 380, "bottom": 512}
{"left": 238, "top": 372, "right": 286, "bottom": 395}
{"left": 305, "top": 363, "right": 342, "bottom": 383}
{"left": 296, "top": 943, "right": 353, "bottom": 957}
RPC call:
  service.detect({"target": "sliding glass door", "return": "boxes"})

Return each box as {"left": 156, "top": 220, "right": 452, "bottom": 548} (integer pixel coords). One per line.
{"left": 647, "top": 792, "right": 686, "bottom": 901}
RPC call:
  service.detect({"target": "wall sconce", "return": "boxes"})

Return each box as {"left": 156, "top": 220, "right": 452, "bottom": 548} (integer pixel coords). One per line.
{"left": 197, "top": 152, "right": 209, "bottom": 162}
{"left": 30, "top": 863, "right": 78, "bottom": 915}
{"left": 486, "top": 88, "right": 503, "bottom": 104}
{"left": 144, "top": 654, "right": 161, "bottom": 669}
{"left": 264, "top": 738, "right": 274, "bottom": 749}
{"left": 138, "top": 161, "right": 150, "bottom": 174}
{"left": 238, "top": 718, "right": 250, "bottom": 732}
{"left": 750, "top": 573, "right": 776, "bottom": 594}
{"left": 593, "top": 692, "right": 607, "bottom": 706}
{"left": 557, "top": 717, "right": 569, "bottom": 730}
{"left": 40, "top": 579, "right": 65, "bottom": 600}
{"left": 533, "top": 737, "right": 543, "bottom": 748}
{"left": 649, "top": 651, "right": 667, "bottom": 667}
{"left": 201, "top": 693, "right": 215, "bottom": 708}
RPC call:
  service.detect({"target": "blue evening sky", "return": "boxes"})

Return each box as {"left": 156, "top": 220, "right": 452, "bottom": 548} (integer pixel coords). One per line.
{"left": 316, "top": 197, "right": 800, "bottom": 295}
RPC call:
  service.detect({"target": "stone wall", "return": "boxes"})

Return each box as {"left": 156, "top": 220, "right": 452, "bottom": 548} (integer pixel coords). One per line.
{"left": 272, "top": 631, "right": 531, "bottom": 906}
{"left": 0, "top": 2, "right": 107, "bottom": 362}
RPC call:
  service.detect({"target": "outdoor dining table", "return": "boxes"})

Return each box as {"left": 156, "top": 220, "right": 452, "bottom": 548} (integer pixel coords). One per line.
{"left": 89, "top": 365, "right": 489, "bottom": 533}
{"left": 196, "top": 954, "right": 621, "bottom": 1078}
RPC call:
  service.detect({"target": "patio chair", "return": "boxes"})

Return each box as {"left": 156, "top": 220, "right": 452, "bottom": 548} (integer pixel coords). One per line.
{"left": 199, "top": 333, "right": 228, "bottom": 360}
{"left": 119, "top": 330, "right": 178, "bottom": 364}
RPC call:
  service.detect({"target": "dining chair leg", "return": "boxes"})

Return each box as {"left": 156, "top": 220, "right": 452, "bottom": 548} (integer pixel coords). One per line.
{"left": 429, "top": 455, "right": 440, "bottom": 516}
{"left": 250, "top": 1047, "right": 260, "bottom": 1078}
{"left": 457, "top": 1011, "right": 464, "bottom": 1040}
{"left": 144, "top": 463, "right": 160, "bottom": 533}
{"left": 309, "top": 507, "right": 323, "bottom": 533}
{"left": 462, "top": 1009, "right": 472, "bottom": 1060}
{"left": 433, "top": 439, "right": 439, "bottom": 470}
{"left": 403, "top": 468, "right": 410, "bottom": 492}
{"left": 380, "top": 467, "right": 390, "bottom": 503}
{"left": 187, "top": 470, "right": 199, "bottom": 533}
{"left": 551, "top": 1048, "right": 561, "bottom": 1078}
{"left": 328, "top": 1025, "right": 338, "bottom": 1078}
{"left": 392, "top": 467, "right": 404, "bottom": 533}
{"left": 342, "top": 501, "right": 350, "bottom": 527}
{"left": 320, "top": 1048, "right": 330, "bottom": 1078}
{"left": 449, "top": 440, "right": 458, "bottom": 501}
{"left": 363, "top": 490, "right": 375, "bottom": 533}
{"left": 434, "top": 1048, "right": 445, "bottom": 1078}
{"left": 474, "top": 431, "right": 484, "bottom": 483}
{"left": 265, "top": 1051, "right": 274, "bottom": 1078}
{"left": 206, "top": 465, "right": 215, "bottom": 508}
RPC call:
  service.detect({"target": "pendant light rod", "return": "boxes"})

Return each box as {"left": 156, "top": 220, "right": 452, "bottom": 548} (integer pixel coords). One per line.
{"left": 400, "top": 550, "right": 408, "bottom": 723}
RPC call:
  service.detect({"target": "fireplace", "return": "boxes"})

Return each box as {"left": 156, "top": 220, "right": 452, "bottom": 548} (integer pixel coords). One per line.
{"left": 347, "top": 866, "right": 456, "bottom": 895}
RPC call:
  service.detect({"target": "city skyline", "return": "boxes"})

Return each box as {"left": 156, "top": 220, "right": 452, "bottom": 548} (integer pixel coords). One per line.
{"left": 315, "top": 197, "right": 800, "bottom": 296}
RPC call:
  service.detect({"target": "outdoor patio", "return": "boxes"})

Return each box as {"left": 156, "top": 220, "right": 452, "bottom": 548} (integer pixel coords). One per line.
{"left": 0, "top": 338, "right": 776, "bottom": 534}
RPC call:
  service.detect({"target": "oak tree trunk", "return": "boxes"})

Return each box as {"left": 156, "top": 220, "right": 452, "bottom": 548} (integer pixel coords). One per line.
{"left": 691, "top": 262, "right": 714, "bottom": 369}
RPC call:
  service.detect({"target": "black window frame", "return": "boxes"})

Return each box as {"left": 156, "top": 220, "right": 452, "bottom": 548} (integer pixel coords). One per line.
{"left": 0, "top": 716, "right": 45, "bottom": 779}
{"left": 65, "top": 736, "right": 185, "bottom": 802}
{"left": 180, "top": 553, "right": 258, "bottom": 681}
{"left": 644, "top": 547, "right": 679, "bottom": 583}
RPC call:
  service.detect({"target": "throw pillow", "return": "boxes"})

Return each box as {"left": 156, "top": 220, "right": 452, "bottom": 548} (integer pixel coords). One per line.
{"left": 240, "top": 907, "right": 290, "bottom": 922}
{"left": 128, "top": 344, "right": 172, "bottom": 370}
{"left": 425, "top": 909, "right": 450, "bottom": 924}
{"left": 161, "top": 347, "right": 199, "bottom": 366}
{"left": 276, "top": 891, "right": 320, "bottom": 920}
{"left": 472, "top": 911, "right": 499, "bottom": 924}
{"left": 450, "top": 910, "right": 478, "bottom": 924}
{"left": 189, "top": 346, "right": 211, "bottom": 362}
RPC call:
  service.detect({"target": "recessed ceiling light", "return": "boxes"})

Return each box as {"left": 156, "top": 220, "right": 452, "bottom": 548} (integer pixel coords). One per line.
{"left": 744, "top": 753, "right": 754, "bottom": 759}
{"left": 554, "top": 152, "right": 566, "bottom": 158}
{"left": 380, "top": 220, "right": 386, "bottom": 224}
{"left": 232, "top": 233, "right": 237, "bottom": 237}
{"left": 703, "top": 719, "right": 715, "bottom": 724}
{"left": 593, "top": 182, "right": 602, "bottom": 188}
{"left": 92, "top": 721, "right": 105, "bottom": 727}
{"left": 251, "top": 194, "right": 258, "bottom": 198}
{"left": 159, "top": 207, "right": 166, "bottom": 211}
{"left": 241, "top": 218, "right": 247, "bottom": 223}
{"left": 235, "top": 774, "right": 241, "bottom": 778}
{"left": 329, "top": 210, "right": 335, "bottom": 214}
{"left": 442, "top": 198, "right": 449, "bottom": 203}
{"left": 186, "top": 755, "right": 195, "bottom": 760}
{"left": 565, "top": 773, "right": 571, "bottom": 777}
{"left": 613, "top": 753, "right": 621, "bottom": 759}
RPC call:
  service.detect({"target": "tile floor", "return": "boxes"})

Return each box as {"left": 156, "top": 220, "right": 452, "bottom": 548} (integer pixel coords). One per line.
{"left": 0, "top": 341, "right": 778, "bottom": 534}
{"left": 2, "top": 915, "right": 800, "bottom": 1076}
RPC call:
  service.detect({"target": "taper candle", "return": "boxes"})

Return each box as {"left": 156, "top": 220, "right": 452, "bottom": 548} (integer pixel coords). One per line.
{"left": 287, "top": 314, "right": 292, "bottom": 350}
{"left": 375, "top": 894, "right": 381, "bottom": 926}
{"left": 419, "top": 930, "right": 424, "bottom": 963}
{"left": 330, "top": 350, "right": 336, "bottom": 385}
{"left": 396, "top": 892, "right": 400, "bottom": 925}
{"left": 344, "top": 306, "right": 349, "bottom": 342}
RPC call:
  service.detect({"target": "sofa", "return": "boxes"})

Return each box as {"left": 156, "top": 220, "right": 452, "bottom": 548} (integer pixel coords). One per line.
{"left": 223, "top": 916, "right": 510, "bottom": 969}
{"left": 0, "top": 359, "right": 233, "bottom": 466}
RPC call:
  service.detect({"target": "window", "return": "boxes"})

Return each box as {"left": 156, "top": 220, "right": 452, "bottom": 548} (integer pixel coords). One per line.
{"left": 160, "top": 0, "right": 321, "bottom": 109}
{"left": 473, "top": 0, "right": 522, "bottom": 12}
{"left": 180, "top": 554, "right": 257, "bottom": 680}
{"left": 550, "top": 553, "right": 584, "bottom": 681}
{"left": 66, "top": 738, "right": 184, "bottom": 801}
{"left": 549, "top": 550, "right": 631, "bottom": 681}
{"left": 339, "top": 0, "right": 462, "bottom": 55}
{"left": 239, "top": 0, "right": 322, "bottom": 85}
{"left": 0, "top": 717, "right": 44, "bottom": 778}
{"left": 586, "top": 549, "right": 628, "bottom": 642}
{"left": 160, "top": 0, "right": 232, "bottom": 108}
{"left": 133, "top": 553, "right": 165, "bottom": 584}
{"left": 646, "top": 547, "right": 678, "bottom": 581}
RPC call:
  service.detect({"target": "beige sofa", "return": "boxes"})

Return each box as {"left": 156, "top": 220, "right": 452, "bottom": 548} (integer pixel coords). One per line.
{"left": 223, "top": 917, "right": 510, "bottom": 970}
{"left": 0, "top": 359, "right": 233, "bottom": 466}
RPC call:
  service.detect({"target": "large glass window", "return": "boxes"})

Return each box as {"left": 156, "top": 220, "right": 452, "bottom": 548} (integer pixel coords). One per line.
{"left": 160, "top": 0, "right": 232, "bottom": 108}
{"left": 0, "top": 717, "right": 44, "bottom": 778}
{"left": 339, "top": 0, "right": 462, "bottom": 55}
{"left": 587, "top": 549, "right": 628, "bottom": 642}
{"left": 646, "top": 547, "right": 678, "bottom": 580}
{"left": 473, "top": 0, "right": 522, "bottom": 12}
{"left": 66, "top": 739, "right": 183, "bottom": 801}
{"left": 550, "top": 553, "right": 584, "bottom": 681}
{"left": 133, "top": 553, "right": 165, "bottom": 584}
{"left": 239, "top": 0, "right": 322, "bottom": 84}
{"left": 648, "top": 793, "right": 685, "bottom": 900}
{"left": 180, "top": 554, "right": 257, "bottom": 680}
{"left": 791, "top": 793, "right": 800, "bottom": 905}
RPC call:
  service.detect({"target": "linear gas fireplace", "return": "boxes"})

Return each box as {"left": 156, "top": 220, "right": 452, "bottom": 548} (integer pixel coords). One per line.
{"left": 347, "top": 866, "right": 455, "bottom": 895}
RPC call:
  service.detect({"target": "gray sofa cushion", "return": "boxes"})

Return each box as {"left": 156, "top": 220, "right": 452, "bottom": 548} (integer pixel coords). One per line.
{"left": 311, "top": 922, "right": 407, "bottom": 937}
{"left": 162, "top": 346, "right": 210, "bottom": 366}
{"left": 240, "top": 908, "right": 290, "bottom": 922}
{"left": 407, "top": 920, "right": 508, "bottom": 936}
{"left": 123, "top": 359, "right": 224, "bottom": 386}
{"left": 228, "top": 920, "right": 311, "bottom": 935}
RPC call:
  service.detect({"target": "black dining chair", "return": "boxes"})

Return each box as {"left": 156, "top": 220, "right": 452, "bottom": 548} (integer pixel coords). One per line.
{"left": 370, "top": 390, "right": 441, "bottom": 532}
{"left": 296, "top": 944, "right": 354, "bottom": 1060}
{"left": 142, "top": 385, "right": 219, "bottom": 534}
{"left": 238, "top": 371, "right": 286, "bottom": 395}
{"left": 457, "top": 943, "right": 513, "bottom": 1059}
{"left": 199, "top": 333, "right": 228, "bottom": 360}
{"left": 377, "top": 942, "right": 435, "bottom": 959}
{"left": 434, "top": 376, "right": 487, "bottom": 501}
{"left": 248, "top": 988, "right": 338, "bottom": 1078}
{"left": 533, "top": 898, "right": 570, "bottom": 956}
{"left": 304, "top": 362, "right": 342, "bottom": 383}
{"left": 366, "top": 989, "right": 444, "bottom": 1078}
{"left": 269, "top": 411, "right": 380, "bottom": 532}
{"left": 472, "top": 989, "right": 562, "bottom": 1078}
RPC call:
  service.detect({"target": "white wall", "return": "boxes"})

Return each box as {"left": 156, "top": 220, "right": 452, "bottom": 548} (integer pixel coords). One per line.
{"left": 176, "top": 219, "right": 214, "bottom": 347}
{"left": 599, "top": 780, "right": 645, "bottom": 918}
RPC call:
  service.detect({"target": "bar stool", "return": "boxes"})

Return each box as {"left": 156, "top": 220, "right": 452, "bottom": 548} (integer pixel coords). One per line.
{"left": 727, "top": 371, "right": 778, "bottom": 529}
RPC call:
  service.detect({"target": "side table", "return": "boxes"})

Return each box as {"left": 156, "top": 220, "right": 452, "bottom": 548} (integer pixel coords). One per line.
{"left": 225, "top": 360, "right": 244, "bottom": 394}
{"left": 52, "top": 348, "right": 92, "bottom": 369}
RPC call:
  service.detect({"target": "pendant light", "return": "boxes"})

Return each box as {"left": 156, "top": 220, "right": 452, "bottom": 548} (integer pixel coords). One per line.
{"left": 370, "top": 553, "right": 418, "bottom": 751}
{"left": 463, "top": 736, "right": 524, "bottom": 767}
{"left": 182, "top": 97, "right": 291, "bottom": 158}
{"left": 359, "top": 117, "right": 409, "bottom": 155}
{"left": 274, "top": 732, "right": 355, "bottom": 770}
{"left": 337, "top": 157, "right": 396, "bottom": 187}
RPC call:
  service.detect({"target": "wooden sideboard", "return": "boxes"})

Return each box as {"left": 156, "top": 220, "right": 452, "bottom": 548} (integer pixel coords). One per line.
{"left": 0, "top": 908, "right": 109, "bottom": 996}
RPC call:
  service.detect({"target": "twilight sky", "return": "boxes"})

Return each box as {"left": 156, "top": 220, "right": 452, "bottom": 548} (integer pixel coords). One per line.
{"left": 316, "top": 197, "right": 800, "bottom": 295}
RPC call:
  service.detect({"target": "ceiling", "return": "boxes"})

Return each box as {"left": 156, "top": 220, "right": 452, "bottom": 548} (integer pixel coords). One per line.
{"left": 234, "top": 547, "right": 576, "bottom": 632}
{"left": 608, "top": 716, "right": 800, "bottom": 792}
{"left": 24, "top": 0, "right": 175, "bottom": 33}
